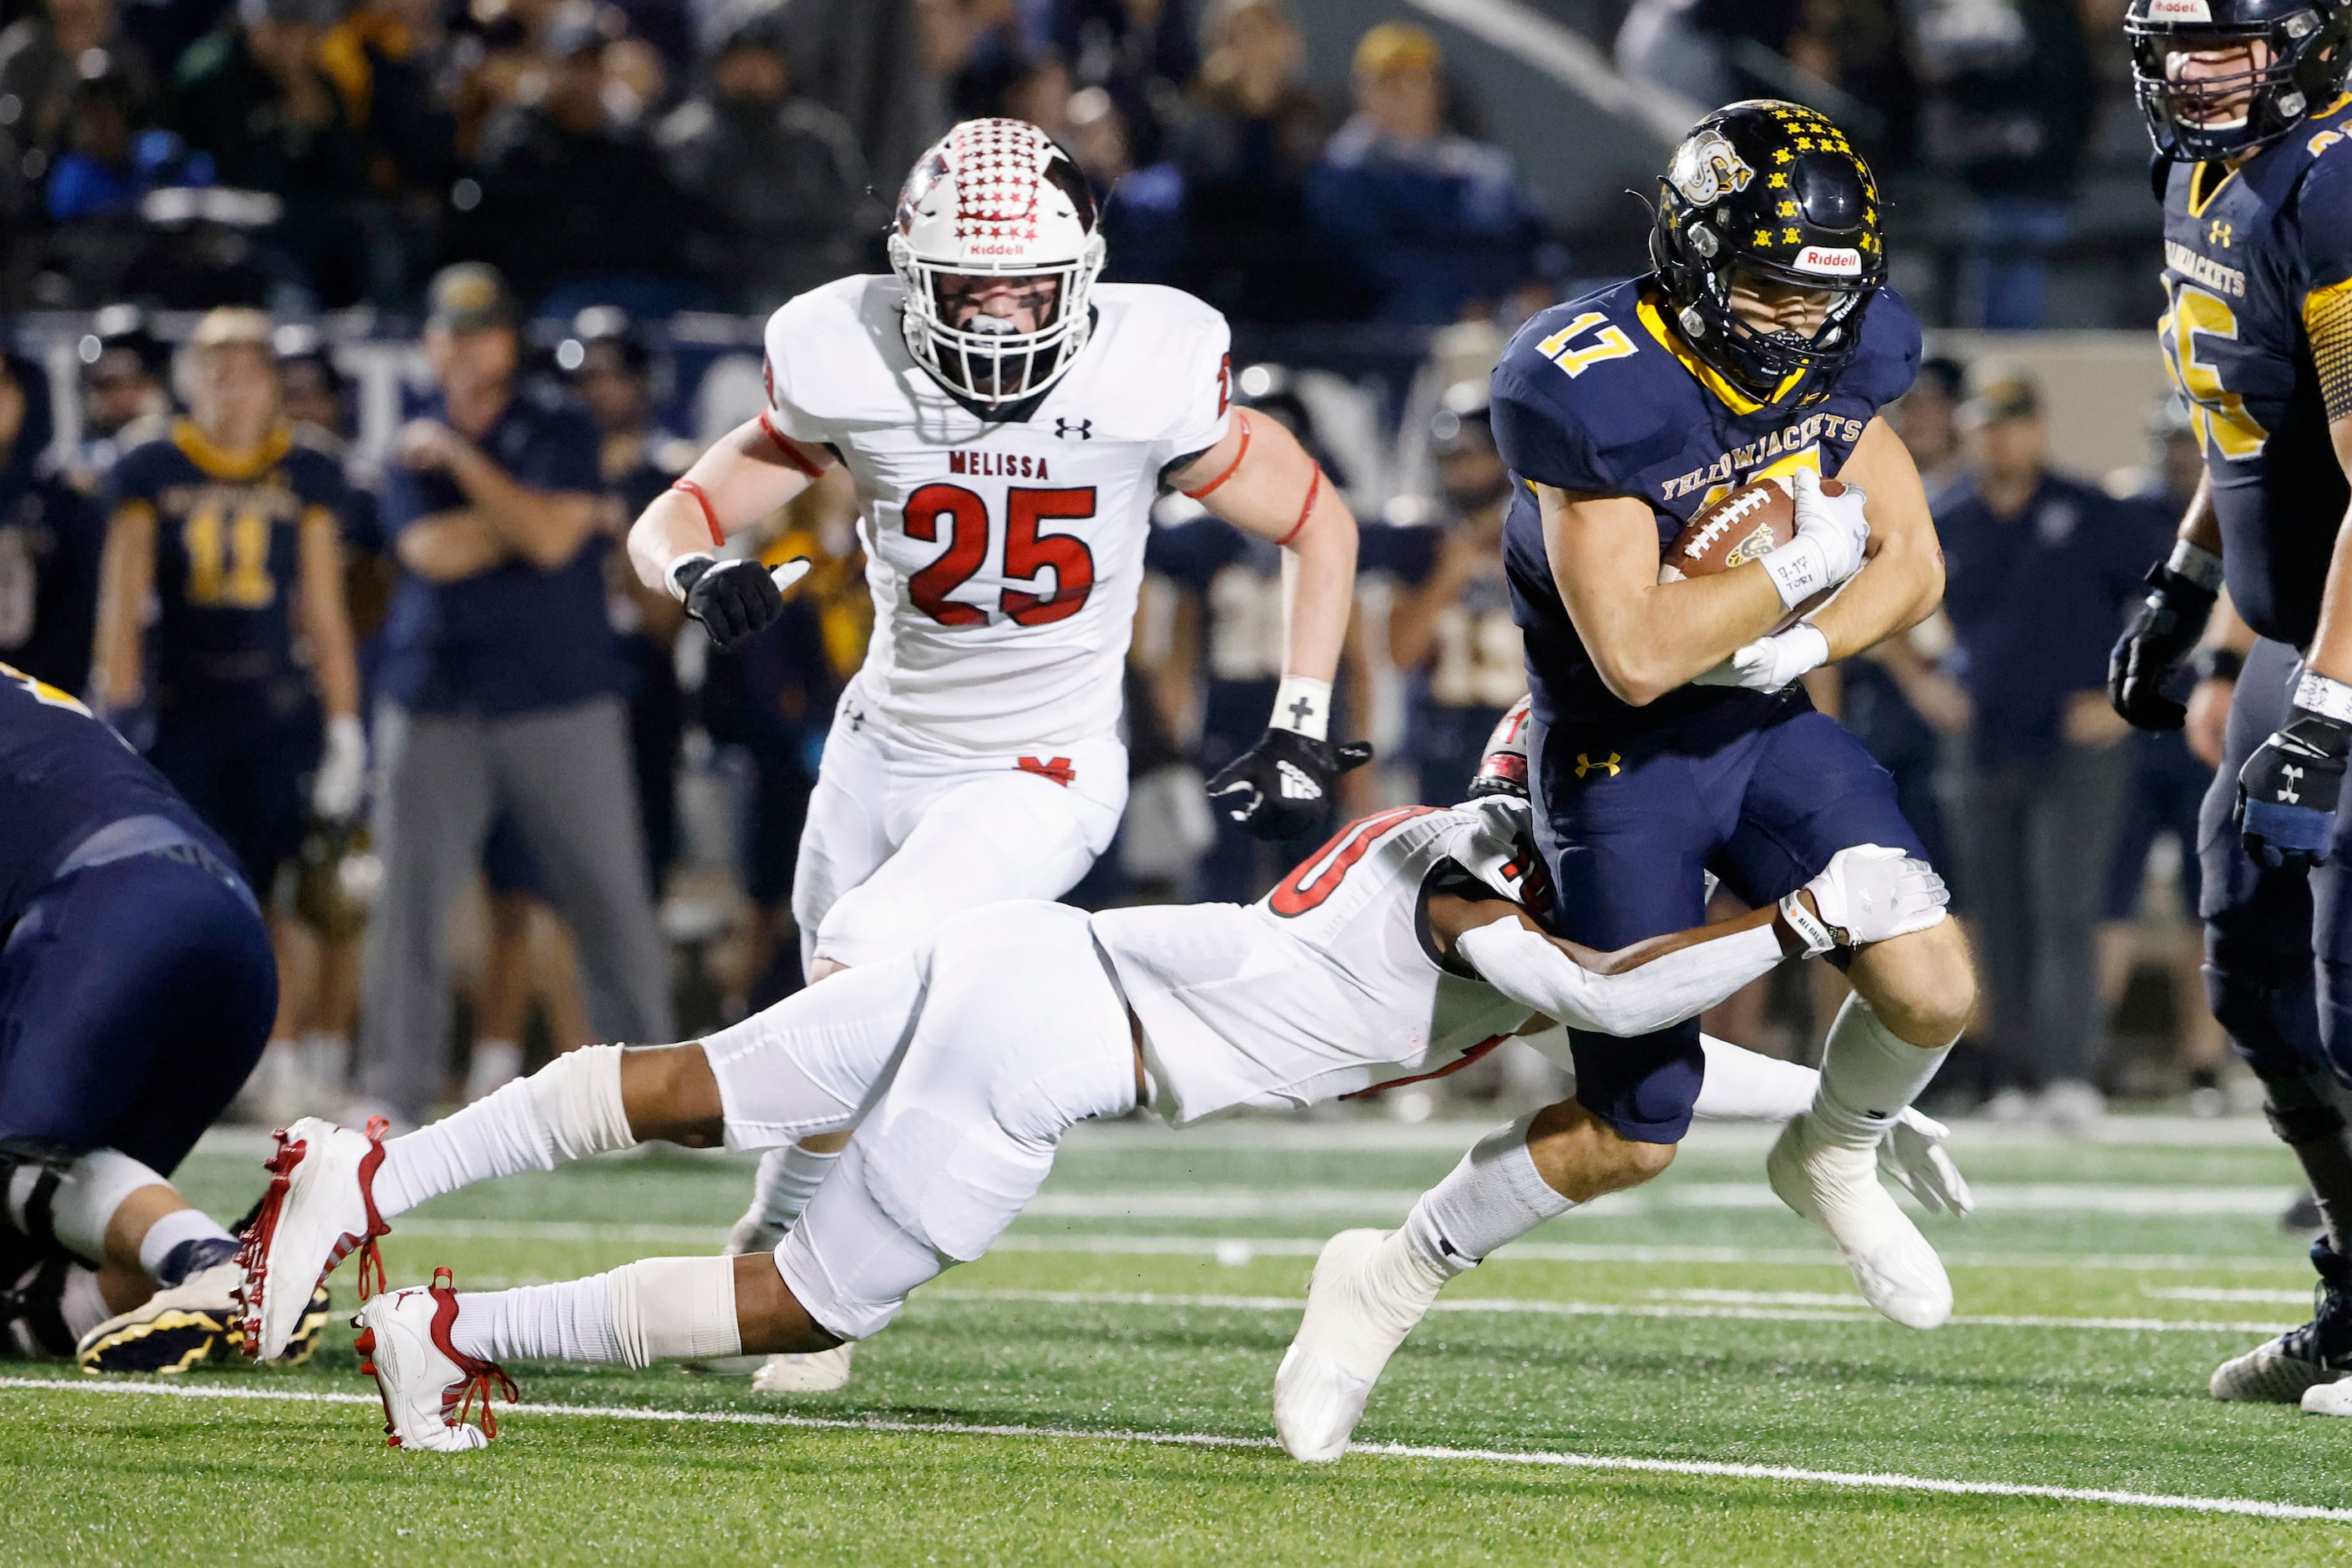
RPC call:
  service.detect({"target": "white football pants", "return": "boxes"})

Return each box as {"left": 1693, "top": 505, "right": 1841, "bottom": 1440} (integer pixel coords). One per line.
{"left": 699, "top": 901, "right": 1136, "bottom": 1340}
{"left": 790, "top": 711, "right": 1128, "bottom": 972}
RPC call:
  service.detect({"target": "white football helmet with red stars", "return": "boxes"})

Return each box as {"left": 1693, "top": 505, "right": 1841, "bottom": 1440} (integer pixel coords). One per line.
{"left": 888, "top": 118, "right": 1107, "bottom": 407}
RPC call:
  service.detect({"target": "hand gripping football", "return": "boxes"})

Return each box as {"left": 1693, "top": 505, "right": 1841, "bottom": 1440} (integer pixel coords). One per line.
{"left": 1659, "top": 474, "right": 1849, "bottom": 626}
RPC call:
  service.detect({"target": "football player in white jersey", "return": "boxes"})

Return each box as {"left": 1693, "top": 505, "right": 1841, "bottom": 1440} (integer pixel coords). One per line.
{"left": 235, "top": 707, "right": 1959, "bottom": 1453}
{"left": 622, "top": 119, "right": 1371, "bottom": 1388}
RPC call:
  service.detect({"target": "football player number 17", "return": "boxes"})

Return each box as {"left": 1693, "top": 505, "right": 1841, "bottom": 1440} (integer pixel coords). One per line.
{"left": 1535, "top": 311, "right": 1639, "bottom": 379}
{"left": 903, "top": 483, "right": 1098, "bottom": 627}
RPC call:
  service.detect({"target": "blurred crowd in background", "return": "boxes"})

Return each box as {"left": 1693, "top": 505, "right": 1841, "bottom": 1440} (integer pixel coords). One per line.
{"left": 0, "top": 0, "right": 2225, "bottom": 1132}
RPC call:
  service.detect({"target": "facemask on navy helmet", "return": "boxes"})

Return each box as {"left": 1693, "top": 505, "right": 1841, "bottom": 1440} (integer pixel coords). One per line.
{"left": 2126, "top": 0, "right": 2352, "bottom": 163}
{"left": 1648, "top": 100, "right": 1886, "bottom": 410}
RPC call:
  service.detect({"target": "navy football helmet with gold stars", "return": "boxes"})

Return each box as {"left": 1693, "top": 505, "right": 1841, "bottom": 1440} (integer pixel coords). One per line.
{"left": 1647, "top": 100, "right": 1886, "bottom": 407}
{"left": 2127, "top": 0, "right": 2352, "bottom": 163}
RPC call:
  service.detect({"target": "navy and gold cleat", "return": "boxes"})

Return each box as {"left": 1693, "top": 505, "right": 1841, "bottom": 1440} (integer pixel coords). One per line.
{"left": 76, "top": 1262, "right": 333, "bottom": 1374}
{"left": 2212, "top": 1237, "right": 2352, "bottom": 1402}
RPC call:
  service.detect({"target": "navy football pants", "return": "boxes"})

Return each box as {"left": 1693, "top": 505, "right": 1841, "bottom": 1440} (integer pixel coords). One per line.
{"left": 1532, "top": 696, "right": 1930, "bottom": 1144}
{"left": 0, "top": 852, "right": 275, "bottom": 1172}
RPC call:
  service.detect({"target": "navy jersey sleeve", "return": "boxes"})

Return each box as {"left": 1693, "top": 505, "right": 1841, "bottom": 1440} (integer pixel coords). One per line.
{"left": 2299, "top": 149, "right": 2352, "bottom": 421}
{"left": 290, "top": 448, "right": 353, "bottom": 522}
{"left": 1835, "top": 287, "right": 1925, "bottom": 417}
{"left": 99, "top": 442, "right": 164, "bottom": 518}
{"left": 1489, "top": 344, "right": 1609, "bottom": 495}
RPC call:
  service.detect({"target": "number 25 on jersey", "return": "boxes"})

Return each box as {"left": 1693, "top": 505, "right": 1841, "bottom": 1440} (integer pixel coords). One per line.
{"left": 903, "top": 484, "right": 1098, "bottom": 627}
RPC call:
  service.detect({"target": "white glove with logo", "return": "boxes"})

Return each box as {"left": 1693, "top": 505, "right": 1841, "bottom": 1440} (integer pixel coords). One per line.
{"left": 1778, "top": 843, "right": 1948, "bottom": 955}
{"left": 1453, "top": 794, "right": 1537, "bottom": 898}
{"left": 1758, "top": 469, "right": 1870, "bottom": 611}
{"left": 312, "top": 713, "right": 369, "bottom": 821}
{"left": 1695, "top": 622, "right": 1830, "bottom": 690}
{"left": 1879, "top": 1108, "right": 1975, "bottom": 1216}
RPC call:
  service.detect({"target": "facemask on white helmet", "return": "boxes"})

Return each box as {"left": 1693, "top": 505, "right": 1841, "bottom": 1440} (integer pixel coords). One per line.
{"left": 888, "top": 118, "right": 1108, "bottom": 408}
{"left": 1453, "top": 697, "right": 1550, "bottom": 911}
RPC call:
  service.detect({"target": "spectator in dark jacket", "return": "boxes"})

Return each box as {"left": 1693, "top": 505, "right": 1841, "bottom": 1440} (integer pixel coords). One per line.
{"left": 0, "top": 0, "right": 157, "bottom": 161}
{"left": 455, "top": 2, "right": 693, "bottom": 311}
{"left": 657, "top": 0, "right": 873, "bottom": 312}
{"left": 1304, "top": 22, "right": 1543, "bottom": 326}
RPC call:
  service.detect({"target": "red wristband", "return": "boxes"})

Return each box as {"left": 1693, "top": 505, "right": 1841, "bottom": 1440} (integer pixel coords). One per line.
{"left": 1274, "top": 463, "right": 1322, "bottom": 548}
{"left": 671, "top": 478, "right": 724, "bottom": 547}
{"left": 1180, "top": 410, "right": 1252, "bottom": 500}
{"left": 759, "top": 410, "right": 826, "bottom": 478}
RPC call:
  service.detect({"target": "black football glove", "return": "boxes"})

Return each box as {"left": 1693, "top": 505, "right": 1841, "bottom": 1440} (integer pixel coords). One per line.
{"left": 674, "top": 556, "right": 786, "bottom": 651}
{"left": 2109, "top": 561, "right": 2218, "bottom": 731}
{"left": 1206, "top": 728, "right": 1374, "bottom": 842}
{"left": 2237, "top": 709, "right": 2351, "bottom": 870}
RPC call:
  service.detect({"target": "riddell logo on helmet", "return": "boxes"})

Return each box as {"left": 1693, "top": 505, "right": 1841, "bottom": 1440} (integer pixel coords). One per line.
{"left": 2144, "top": 0, "right": 2213, "bottom": 18}
{"left": 1794, "top": 245, "right": 1863, "bottom": 276}
{"left": 967, "top": 244, "right": 1029, "bottom": 257}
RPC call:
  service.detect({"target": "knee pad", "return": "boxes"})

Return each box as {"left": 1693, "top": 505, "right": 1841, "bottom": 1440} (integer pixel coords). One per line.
{"left": 2258, "top": 1064, "right": 2349, "bottom": 1146}
{"left": 2203, "top": 962, "right": 2324, "bottom": 1084}
{"left": 0, "top": 1136, "right": 79, "bottom": 1248}
{"left": 605, "top": 1254, "right": 740, "bottom": 1368}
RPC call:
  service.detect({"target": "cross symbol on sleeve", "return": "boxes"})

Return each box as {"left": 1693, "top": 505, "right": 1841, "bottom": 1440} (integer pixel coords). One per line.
{"left": 1287, "top": 694, "right": 1318, "bottom": 726}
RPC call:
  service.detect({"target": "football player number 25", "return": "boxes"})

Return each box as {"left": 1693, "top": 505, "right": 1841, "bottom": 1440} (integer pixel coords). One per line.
{"left": 903, "top": 484, "right": 1096, "bottom": 627}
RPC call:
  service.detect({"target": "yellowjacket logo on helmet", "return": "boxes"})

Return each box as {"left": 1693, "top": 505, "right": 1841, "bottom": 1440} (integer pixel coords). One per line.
{"left": 1667, "top": 130, "right": 1755, "bottom": 206}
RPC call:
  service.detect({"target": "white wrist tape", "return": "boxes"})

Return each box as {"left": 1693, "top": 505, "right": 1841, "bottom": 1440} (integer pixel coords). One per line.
{"left": 1759, "top": 537, "right": 1829, "bottom": 611}
{"left": 1692, "top": 1033, "right": 1818, "bottom": 1120}
{"left": 1453, "top": 918, "right": 1783, "bottom": 1037}
{"left": 2295, "top": 669, "right": 2352, "bottom": 724}
{"left": 1778, "top": 622, "right": 1831, "bottom": 681}
{"left": 1775, "top": 890, "right": 1837, "bottom": 956}
{"left": 2167, "top": 539, "right": 2225, "bottom": 592}
{"left": 606, "top": 1254, "right": 741, "bottom": 1367}
{"left": 1270, "top": 675, "right": 1333, "bottom": 741}
{"left": 665, "top": 552, "right": 717, "bottom": 602}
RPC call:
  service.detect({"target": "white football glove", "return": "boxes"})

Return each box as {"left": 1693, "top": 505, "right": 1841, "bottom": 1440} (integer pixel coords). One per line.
{"left": 1695, "top": 622, "right": 1830, "bottom": 690}
{"left": 1879, "top": 1108, "right": 1975, "bottom": 1216}
{"left": 311, "top": 713, "right": 368, "bottom": 821}
{"left": 1453, "top": 794, "right": 1537, "bottom": 900}
{"left": 1779, "top": 844, "right": 1948, "bottom": 955}
{"left": 1758, "top": 469, "right": 1870, "bottom": 611}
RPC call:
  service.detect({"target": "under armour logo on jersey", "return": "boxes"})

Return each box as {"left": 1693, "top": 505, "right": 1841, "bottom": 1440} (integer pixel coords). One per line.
{"left": 2208, "top": 219, "right": 2233, "bottom": 249}
{"left": 1055, "top": 417, "right": 1093, "bottom": 440}
{"left": 1575, "top": 751, "right": 1621, "bottom": 779}
{"left": 2283, "top": 764, "right": 2305, "bottom": 804}
{"left": 1277, "top": 760, "right": 1323, "bottom": 801}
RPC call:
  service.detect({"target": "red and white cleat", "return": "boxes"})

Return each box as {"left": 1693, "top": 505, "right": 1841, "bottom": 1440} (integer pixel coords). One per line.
{"left": 353, "top": 1267, "right": 517, "bottom": 1453}
{"left": 235, "top": 1115, "right": 392, "bottom": 1361}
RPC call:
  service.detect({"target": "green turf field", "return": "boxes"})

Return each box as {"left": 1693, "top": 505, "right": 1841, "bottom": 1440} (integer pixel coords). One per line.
{"left": 7, "top": 1115, "right": 2352, "bottom": 1565}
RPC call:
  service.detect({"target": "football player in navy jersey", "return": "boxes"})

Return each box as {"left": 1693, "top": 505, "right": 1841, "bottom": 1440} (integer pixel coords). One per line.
{"left": 2108, "top": 0, "right": 2352, "bottom": 1408}
{"left": 92, "top": 308, "right": 367, "bottom": 1124}
{"left": 0, "top": 662, "right": 327, "bottom": 1373}
{"left": 1487, "top": 101, "right": 1975, "bottom": 1327}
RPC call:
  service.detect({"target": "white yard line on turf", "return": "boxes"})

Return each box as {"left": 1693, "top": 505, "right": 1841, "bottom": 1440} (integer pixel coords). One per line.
{"left": 1, "top": 1375, "right": 2344, "bottom": 1525}
{"left": 383, "top": 1222, "right": 2314, "bottom": 1277}
{"left": 921, "top": 1287, "right": 2292, "bottom": 1334}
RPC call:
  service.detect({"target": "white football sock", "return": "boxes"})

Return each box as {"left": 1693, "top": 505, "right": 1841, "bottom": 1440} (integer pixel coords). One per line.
{"left": 755, "top": 1142, "right": 842, "bottom": 1233}
{"left": 1403, "top": 1113, "right": 1576, "bottom": 1279}
{"left": 1693, "top": 1034, "right": 1818, "bottom": 1120}
{"left": 450, "top": 1275, "right": 625, "bottom": 1365}
{"left": 135, "top": 1206, "right": 236, "bottom": 1285}
{"left": 37, "top": 1148, "right": 169, "bottom": 1266}
{"left": 375, "top": 1044, "right": 634, "bottom": 1218}
{"left": 608, "top": 1255, "right": 742, "bottom": 1367}
{"left": 1810, "top": 994, "right": 1954, "bottom": 1149}
{"left": 60, "top": 1264, "right": 109, "bottom": 1340}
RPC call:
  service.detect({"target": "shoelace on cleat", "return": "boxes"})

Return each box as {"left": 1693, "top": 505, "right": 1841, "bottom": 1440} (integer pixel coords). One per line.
{"left": 232, "top": 1129, "right": 309, "bottom": 1357}
{"left": 429, "top": 1267, "right": 518, "bottom": 1439}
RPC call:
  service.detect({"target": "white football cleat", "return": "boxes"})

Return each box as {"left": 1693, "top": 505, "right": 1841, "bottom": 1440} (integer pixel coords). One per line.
{"left": 751, "top": 1343, "right": 856, "bottom": 1393}
{"left": 2302, "top": 1379, "right": 2352, "bottom": 1415}
{"left": 1274, "top": 1228, "right": 1444, "bottom": 1462}
{"left": 236, "top": 1115, "right": 392, "bottom": 1361}
{"left": 1768, "top": 1113, "right": 1952, "bottom": 1329}
{"left": 352, "top": 1267, "right": 516, "bottom": 1452}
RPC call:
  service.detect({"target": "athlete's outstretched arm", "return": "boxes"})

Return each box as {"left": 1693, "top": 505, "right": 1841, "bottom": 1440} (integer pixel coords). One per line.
{"left": 625, "top": 414, "right": 834, "bottom": 591}
{"left": 1804, "top": 416, "right": 1945, "bottom": 657}
{"left": 1170, "top": 412, "right": 1356, "bottom": 691}
{"left": 1538, "top": 485, "right": 1789, "bottom": 706}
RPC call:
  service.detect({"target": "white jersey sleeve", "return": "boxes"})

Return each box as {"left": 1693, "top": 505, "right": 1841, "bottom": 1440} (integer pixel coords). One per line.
{"left": 760, "top": 277, "right": 1236, "bottom": 755}
{"left": 1090, "top": 806, "right": 1534, "bottom": 1125}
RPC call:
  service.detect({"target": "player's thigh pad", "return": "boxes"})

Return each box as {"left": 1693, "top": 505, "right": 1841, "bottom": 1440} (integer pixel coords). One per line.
{"left": 1717, "top": 711, "right": 1931, "bottom": 906}
{"left": 701, "top": 954, "right": 928, "bottom": 1149}
{"left": 776, "top": 903, "right": 1135, "bottom": 1338}
{"left": 812, "top": 744, "right": 1126, "bottom": 969}
{"left": 788, "top": 716, "right": 897, "bottom": 948}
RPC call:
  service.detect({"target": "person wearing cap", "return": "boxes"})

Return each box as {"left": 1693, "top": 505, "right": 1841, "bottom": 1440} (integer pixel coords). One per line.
{"left": 1373, "top": 380, "right": 1526, "bottom": 807}
{"left": 356, "top": 262, "right": 672, "bottom": 1130}
{"left": 89, "top": 306, "right": 367, "bottom": 1124}
{"left": 1303, "top": 22, "right": 1544, "bottom": 326}
{"left": 1935, "top": 365, "right": 2171, "bottom": 1125}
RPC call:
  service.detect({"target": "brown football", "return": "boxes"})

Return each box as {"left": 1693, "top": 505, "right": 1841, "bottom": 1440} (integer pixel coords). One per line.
{"left": 1657, "top": 474, "right": 1848, "bottom": 585}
